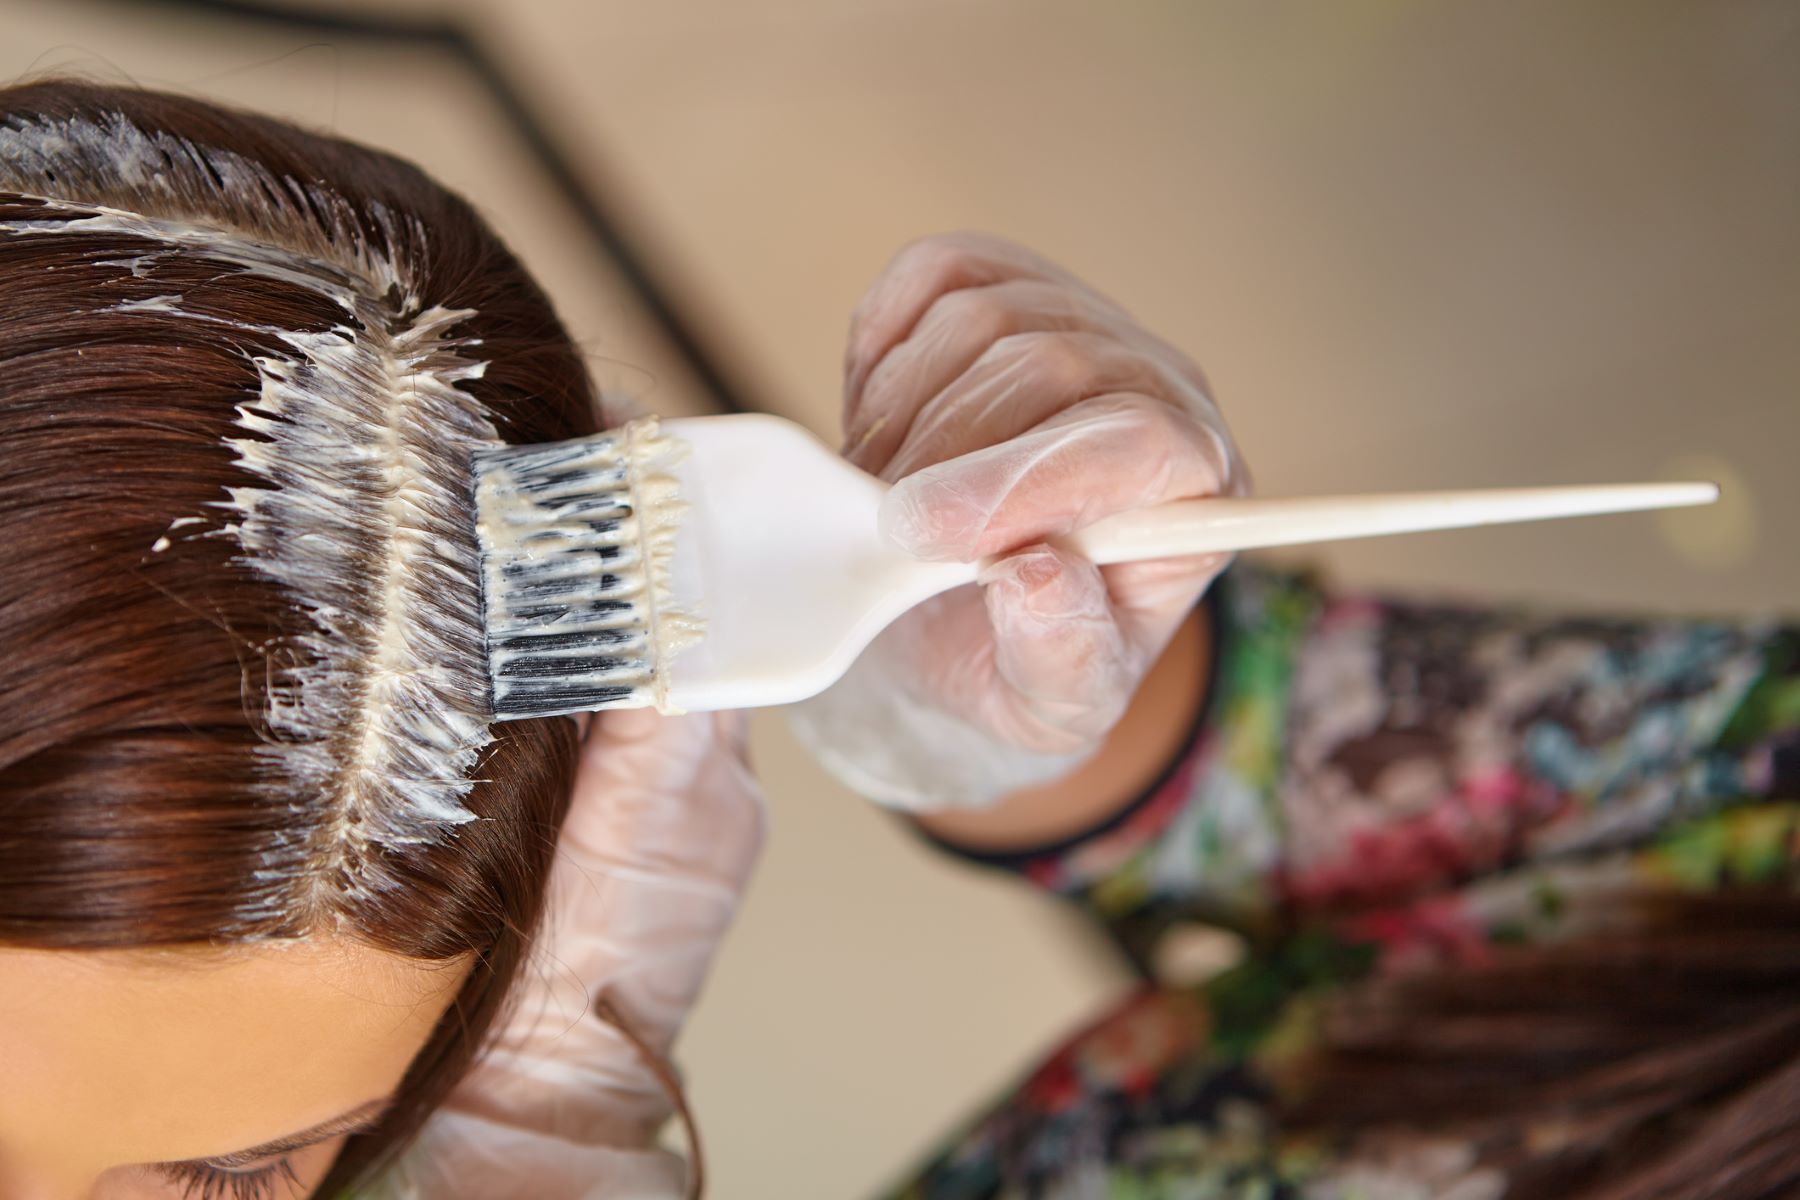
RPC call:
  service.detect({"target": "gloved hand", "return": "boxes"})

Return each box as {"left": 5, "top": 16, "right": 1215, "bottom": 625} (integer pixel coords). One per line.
{"left": 374, "top": 708, "right": 765, "bottom": 1199}
{"left": 787, "top": 232, "right": 1247, "bottom": 811}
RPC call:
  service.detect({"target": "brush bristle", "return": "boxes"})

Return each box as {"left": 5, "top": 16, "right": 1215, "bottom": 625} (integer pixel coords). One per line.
{"left": 472, "top": 418, "right": 690, "bottom": 720}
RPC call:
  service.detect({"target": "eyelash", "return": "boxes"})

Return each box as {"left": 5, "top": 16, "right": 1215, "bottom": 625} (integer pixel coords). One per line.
{"left": 160, "top": 1156, "right": 300, "bottom": 1200}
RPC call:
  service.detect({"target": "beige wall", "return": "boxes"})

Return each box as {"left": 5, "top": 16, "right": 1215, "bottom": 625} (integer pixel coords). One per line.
{"left": 4, "top": 3, "right": 1794, "bottom": 1194}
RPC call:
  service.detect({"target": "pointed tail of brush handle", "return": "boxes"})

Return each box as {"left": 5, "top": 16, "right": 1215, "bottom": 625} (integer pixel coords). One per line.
{"left": 1060, "top": 481, "right": 1719, "bottom": 565}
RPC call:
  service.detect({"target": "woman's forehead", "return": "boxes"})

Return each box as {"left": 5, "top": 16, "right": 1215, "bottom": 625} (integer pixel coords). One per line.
{"left": 0, "top": 937, "right": 468, "bottom": 1171}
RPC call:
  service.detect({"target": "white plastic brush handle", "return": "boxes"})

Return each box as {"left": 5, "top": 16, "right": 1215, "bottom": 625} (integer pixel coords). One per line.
{"left": 1057, "top": 482, "right": 1719, "bottom": 565}
{"left": 656, "top": 415, "right": 1719, "bottom": 714}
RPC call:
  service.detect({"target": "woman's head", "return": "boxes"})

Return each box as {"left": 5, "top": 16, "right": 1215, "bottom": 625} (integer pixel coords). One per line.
{"left": 0, "top": 80, "right": 598, "bottom": 1196}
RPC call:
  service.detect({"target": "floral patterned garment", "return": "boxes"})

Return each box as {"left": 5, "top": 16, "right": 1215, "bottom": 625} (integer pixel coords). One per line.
{"left": 890, "top": 561, "right": 1800, "bottom": 1199}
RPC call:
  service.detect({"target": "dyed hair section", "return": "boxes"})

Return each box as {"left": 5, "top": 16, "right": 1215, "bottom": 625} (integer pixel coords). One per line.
{"left": 0, "top": 80, "right": 599, "bottom": 1193}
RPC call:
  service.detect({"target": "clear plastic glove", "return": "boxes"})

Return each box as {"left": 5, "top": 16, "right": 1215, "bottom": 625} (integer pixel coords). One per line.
{"left": 372, "top": 709, "right": 765, "bottom": 1199}
{"left": 787, "top": 232, "right": 1248, "bottom": 811}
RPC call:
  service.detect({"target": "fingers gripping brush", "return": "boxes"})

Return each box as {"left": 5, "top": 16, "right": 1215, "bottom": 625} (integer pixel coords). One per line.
{"left": 472, "top": 414, "right": 1717, "bottom": 720}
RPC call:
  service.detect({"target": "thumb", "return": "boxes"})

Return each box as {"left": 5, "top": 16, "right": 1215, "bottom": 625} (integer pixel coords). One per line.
{"left": 979, "top": 543, "right": 1140, "bottom": 750}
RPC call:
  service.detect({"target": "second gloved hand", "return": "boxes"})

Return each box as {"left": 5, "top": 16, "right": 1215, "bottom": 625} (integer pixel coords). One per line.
{"left": 373, "top": 708, "right": 765, "bottom": 1199}
{"left": 787, "top": 232, "right": 1248, "bottom": 811}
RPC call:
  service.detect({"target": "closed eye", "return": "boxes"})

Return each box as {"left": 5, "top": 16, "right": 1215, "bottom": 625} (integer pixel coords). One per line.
{"left": 158, "top": 1156, "right": 300, "bottom": 1200}
{"left": 152, "top": 1096, "right": 391, "bottom": 1200}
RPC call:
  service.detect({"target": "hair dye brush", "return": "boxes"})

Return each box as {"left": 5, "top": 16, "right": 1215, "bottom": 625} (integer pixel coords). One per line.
{"left": 472, "top": 414, "right": 1715, "bottom": 720}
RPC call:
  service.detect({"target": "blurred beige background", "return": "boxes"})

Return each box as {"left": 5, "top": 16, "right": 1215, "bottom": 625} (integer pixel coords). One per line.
{"left": 4, "top": 2, "right": 1795, "bottom": 1195}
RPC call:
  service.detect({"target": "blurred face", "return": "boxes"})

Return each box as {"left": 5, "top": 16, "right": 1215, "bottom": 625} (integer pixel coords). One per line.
{"left": 0, "top": 938, "right": 470, "bottom": 1199}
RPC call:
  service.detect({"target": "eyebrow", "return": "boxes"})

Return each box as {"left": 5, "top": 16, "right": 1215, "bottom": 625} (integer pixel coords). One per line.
{"left": 183, "top": 1097, "right": 394, "bottom": 1169}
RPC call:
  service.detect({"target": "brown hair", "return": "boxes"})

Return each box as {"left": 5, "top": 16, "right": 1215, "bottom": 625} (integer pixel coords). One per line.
{"left": 0, "top": 80, "right": 597, "bottom": 1194}
{"left": 1290, "top": 888, "right": 1800, "bottom": 1198}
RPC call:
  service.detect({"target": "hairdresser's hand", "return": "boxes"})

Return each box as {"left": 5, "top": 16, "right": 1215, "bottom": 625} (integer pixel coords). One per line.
{"left": 788, "top": 232, "right": 1247, "bottom": 810}
{"left": 375, "top": 709, "right": 764, "bottom": 1199}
